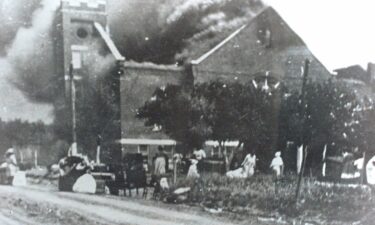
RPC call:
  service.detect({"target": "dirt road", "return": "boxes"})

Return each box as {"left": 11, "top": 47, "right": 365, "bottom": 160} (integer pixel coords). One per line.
{"left": 0, "top": 185, "right": 243, "bottom": 225}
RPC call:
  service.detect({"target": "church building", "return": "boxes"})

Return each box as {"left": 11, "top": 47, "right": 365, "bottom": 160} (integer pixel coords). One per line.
{"left": 53, "top": 0, "right": 333, "bottom": 164}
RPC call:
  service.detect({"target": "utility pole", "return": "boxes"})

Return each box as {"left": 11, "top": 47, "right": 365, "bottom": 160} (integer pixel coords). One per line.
{"left": 69, "top": 64, "right": 78, "bottom": 156}
{"left": 295, "top": 59, "right": 310, "bottom": 206}
{"left": 96, "top": 135, "right": 102, "bottom": 164}
{"left": 34, "top": 149, "right": 38, "bottom": 168}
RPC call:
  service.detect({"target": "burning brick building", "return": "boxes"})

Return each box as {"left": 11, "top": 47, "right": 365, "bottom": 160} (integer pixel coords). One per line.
{"left": 53, "top": 1, "right": 333, "bottom": 162}
{"left": 119, "top": 7, "right": 332, "bottom": 158}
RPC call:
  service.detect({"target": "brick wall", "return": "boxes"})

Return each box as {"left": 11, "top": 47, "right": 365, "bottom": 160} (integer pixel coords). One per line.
{"left": 192, "top": 7, "right": 331, "bottom": 91}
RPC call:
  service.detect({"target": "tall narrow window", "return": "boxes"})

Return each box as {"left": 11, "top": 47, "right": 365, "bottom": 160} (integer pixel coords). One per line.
{"left": 264, "top": 29, "right": 272, "bottom": 48}
{"left": 72, "top": 51, "right": 82, "bottom": 69}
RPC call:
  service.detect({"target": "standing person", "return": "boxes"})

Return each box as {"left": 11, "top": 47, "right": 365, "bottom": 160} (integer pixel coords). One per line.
{"left": 193, "top": 147, "right": 206, "bottom": 173}
{"left": 5, "top": 148, "right": 18, "bottom": 185}
{"left": 161, "top": 147, "right": 169, "bottom": 173}
{"left": 187, "top": 159, "right": 200, "bottom": 178}
{"left": 270, "top": 151, "right": 284, "bottom": 178}
{"left": 241, "top": 152, "right": 256, "bottom": 177}
{"left": 154, "top": 146, "right": 167, "bottom": 176}
{"left": 151, "top": 146, "right": 168, "bottom": 197}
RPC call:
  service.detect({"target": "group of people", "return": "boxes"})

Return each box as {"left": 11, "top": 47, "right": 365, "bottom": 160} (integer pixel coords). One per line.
{"left": 152, "top": 146, "right": 208, "bottom": 178}
{"left": 152, "top": 145, "right": 285, "bottom": 180}
{"left": 226, "top": 151, "right": 284, "bottom": 179}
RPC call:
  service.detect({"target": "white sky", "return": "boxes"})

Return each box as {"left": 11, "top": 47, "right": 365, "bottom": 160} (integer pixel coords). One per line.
{"left": 265, "top": 0, "right": 375, "bottom": 72}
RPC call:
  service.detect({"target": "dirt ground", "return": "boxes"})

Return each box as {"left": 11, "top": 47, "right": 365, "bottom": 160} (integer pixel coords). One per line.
{"left": 0, "top": 185, "right": 255, "bottom": 225}
{"left": 0, "top": 183, "right": 372, "bottom": 225}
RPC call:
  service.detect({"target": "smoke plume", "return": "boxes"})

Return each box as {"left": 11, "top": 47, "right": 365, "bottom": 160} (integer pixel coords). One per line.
{"left": 0, "top": 0, "right": 42, "bottom": 56}
{"left": 0, "top": 0, "right": 265, "bottom": 120}
{"left": 108, "top": 0, "right": 265, "bottom": 64}
{"left": 6, "top": 0, "right": 60, "bottom": 103}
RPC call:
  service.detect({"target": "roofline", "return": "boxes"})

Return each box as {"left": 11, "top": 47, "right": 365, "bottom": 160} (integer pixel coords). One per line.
{"left": 190, "top": 6, "right": 272, "bottom": 65}
{"left": 119, "top": 138, "right": 240, "bottom": 147}
{"left": 191, "top": 24, "right": 247, "bottom": 65}
{"left": 333, "top": 64, "right": 366, "bottom": 72}
{"left": 190, "top": 6, "right": 331, "bottom": 76}
{"left": 119, "top": 138, "right": 177, "bottom": 146}
{"left": 94, "top": 22, "right": 125, "bottom": 61}
{"left": 124, "top": 61, "right": 184, "bottom": 72}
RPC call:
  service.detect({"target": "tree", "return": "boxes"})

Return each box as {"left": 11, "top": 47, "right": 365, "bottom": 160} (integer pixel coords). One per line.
{"left": 137, "top": 84, "right": 209, "bottom": 152}
{"left": 138, "top": 79, "right": 367, "bottom": 173}
{"left": 278, "top": 81, "right": 360, "bottom": 173}
{"left": 196, "top": 80, "right": 280, "bottom": 170}
{"left": 137, "top": 80, "right": 280, "bottom": 168}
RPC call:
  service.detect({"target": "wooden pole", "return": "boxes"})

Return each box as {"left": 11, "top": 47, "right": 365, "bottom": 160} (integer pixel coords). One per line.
{"left": 20, "top": 151, "right": 24, "bottom": 164}
{"left": 34, "top": 149, "right": 38, "bottom": 168}
{"left": 69, "top": 64, "right": 77, "bottom": 155}
{"left": 173, "top": 160, "right": 177, "bottom": 184}
{"left": 295, "top": 146, "right": 308, "bottom": 203}
{"left": 96, "top": 135, "right": 102, "bottom": 164}
{"left": 172, "top": 146, "right": 177, "bottom": 184}
{"left": 295, "top": 59, "right": 310, "bottom": 206}
{"left": 360, "top": 151, "right": 366, "bottom": 185}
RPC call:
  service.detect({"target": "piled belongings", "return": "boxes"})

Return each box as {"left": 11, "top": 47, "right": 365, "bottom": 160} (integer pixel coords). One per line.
{"left": 226, "top": 153, "right": 256, "bottom": 178}
{"left": 226, "top": 167, "right": 247, "bottom": 178}
{"left": 44, "top": 164, "right": 61, "bottom": 179}
{"left": 321, "top": 155, "right": 344, "bottom": 182}
{"left": 95, "top": 163, "right": 125, "bottom": 195}
{"left": 322, "top": 152, "right": 364, "bottom": 183}
{"left": 58, "top": 156, "right": 96, "bottom": 194}
{"left": 72, "top": 174, "right": 97, "bottom": 193}
{"left": 152, "top": 176, "right": 170, "bottom": 200}
{"left": 12, "top": 170, "right": 27, "bottom": 187}
{"left": 165, "top": 187, "right": 190, "bottom": 204}
{"left": 341, "top": 152, "right": 360, "bottom": 179}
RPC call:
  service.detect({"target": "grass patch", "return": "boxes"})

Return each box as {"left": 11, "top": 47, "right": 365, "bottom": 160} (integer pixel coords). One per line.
{"left": 170, "top": 173, "right": 374, "bottom": 223}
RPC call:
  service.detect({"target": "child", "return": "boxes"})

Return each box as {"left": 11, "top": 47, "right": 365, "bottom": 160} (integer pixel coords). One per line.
{"left": 270, "top": 151, "right": 284, "bottom": 178}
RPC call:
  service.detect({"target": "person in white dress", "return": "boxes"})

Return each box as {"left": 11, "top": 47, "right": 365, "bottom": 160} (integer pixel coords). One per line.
{"left": 4, "top": 148, "right": 18, "bottom": 184}
{"left": 187, "top": 159, "right": 200, "bottom": 178}
{"left": 193, "top": 148, "right": 206, "bottom": 173}
{"left": 270, "top": 151, "right": 284, "bottom": 178}
{"left": 241, "top": 153, "right": 256, "bottom": 177}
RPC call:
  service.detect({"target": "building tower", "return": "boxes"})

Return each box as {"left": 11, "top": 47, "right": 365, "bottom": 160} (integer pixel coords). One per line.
{"left": 54, "top": 0, "right": 108, "bottom": 96}
{"left": 53, "top": 0, "right": 124, "bottom": 158}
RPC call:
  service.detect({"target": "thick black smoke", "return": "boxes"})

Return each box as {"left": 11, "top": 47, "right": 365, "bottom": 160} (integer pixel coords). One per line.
{"left": 2, "top": 0, "right": 265, "bottom": 105}
{"left": 0, "top": 0, "right": 265, "bottom": 158}
{"left": 109, "top": 0, "right": 265, "bottom": 64}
